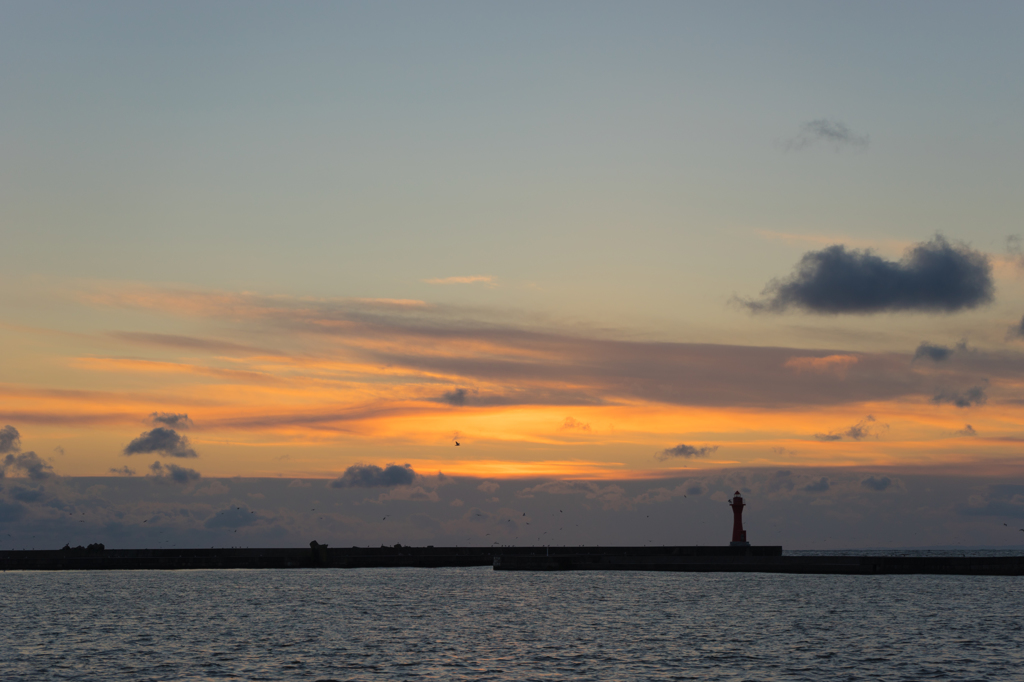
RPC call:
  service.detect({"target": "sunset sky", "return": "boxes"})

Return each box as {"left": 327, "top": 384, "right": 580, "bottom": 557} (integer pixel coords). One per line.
{"left": 2, "top": 2, "right": 1023, "bottom": 549}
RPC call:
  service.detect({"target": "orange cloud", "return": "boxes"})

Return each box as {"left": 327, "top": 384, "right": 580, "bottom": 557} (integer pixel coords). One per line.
{"left": 784, "top": 354, "right": 859, "bottom": 377}
{"left": 5, "top": 282, "right": 1024, "bottom": 478}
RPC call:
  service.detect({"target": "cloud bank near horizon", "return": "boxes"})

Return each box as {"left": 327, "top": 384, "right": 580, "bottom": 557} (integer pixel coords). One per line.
{"left": 1, "top": 469, "right": 1022, "bottom": 552}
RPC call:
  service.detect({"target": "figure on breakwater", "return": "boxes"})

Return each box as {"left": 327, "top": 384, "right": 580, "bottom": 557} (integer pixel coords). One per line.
{"left": 309, "top": 540, "right": 329, "bottom": 565}
{"left": 729, "top": 491, "right": 750, "bottom": 547}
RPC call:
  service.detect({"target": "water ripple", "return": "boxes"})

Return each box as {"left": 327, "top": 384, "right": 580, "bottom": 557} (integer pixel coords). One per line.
{"left": 1, "top": 568, "right": 1022, "bottom": 680}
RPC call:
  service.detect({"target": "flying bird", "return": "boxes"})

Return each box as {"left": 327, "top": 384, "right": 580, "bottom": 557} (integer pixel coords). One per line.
{"left": 455, "top": 441, "right": 460, "bottom": 446}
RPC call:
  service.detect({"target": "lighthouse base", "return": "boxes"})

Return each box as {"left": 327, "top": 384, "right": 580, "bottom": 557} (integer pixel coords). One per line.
{"left": 730, "top": 541, "right": 751, "bottom": 547}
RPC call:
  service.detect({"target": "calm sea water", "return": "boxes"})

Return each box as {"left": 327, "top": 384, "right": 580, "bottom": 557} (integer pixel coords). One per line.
{"left": 2, "top": 566, "right": 1022, "bottom": 681}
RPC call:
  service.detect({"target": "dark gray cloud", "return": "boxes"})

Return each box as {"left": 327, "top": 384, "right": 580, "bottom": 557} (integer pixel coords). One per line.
{"left": 814, "top": 416, "right": 882, "bottom": 442}
{"left": 784, "top": 119, "right": 870, "bottom": 151}
{"left": 0, "top": 470, "right": 1022, "bottom": 549}
{"left": 0, "top": 425, "right": 20, "bottom": 454}
{"left": 1008, "top": 235, "right": 1024, "bottom": 269}
{"left": 430, "top": 387, "right": 602, "bottom": 408}
{"left": 123, "top": 428, "right": 197, "bottom": 458}
{"left": 657, "top": 444, "right": 718, "bottom": 460}
{"left": 109, "top": 466, "right": 136, "bottom": 476}
{"left": 329, "top": 463, "right": 416, "bottom": 488}
{"left": 204, "top": 505, "right": 259, "bottom": 529}
{"left": 803, "top": 477, "right": 830, "bottom": 493}
{"left": 0, "top": 427, "right": 56, "bottom": 481}
{"left": 989, "top": 484, "right": 1024, "bottom": 499}
{"left": 932, "top": 386, "right": 987, "bottom": 408}
{"left": 845, "top": 417, "right": 879, "bottom": 440}
{"left": 0, "top": 501, "right": 27, "bottom": 523}
{"left": 441, "top": 388, "right": 467, "bottom": 406}
{"left": 516, "top": 480, "right": 629, "bottom": 509}
{"left": 1008, "top": 315, "right": 1024, "bottom": 341}
{"left": 861, "top": 476, "right": 892, "bottom": 492}
{"left": 960, "top": 500, "right": 1024, "bottom": 519}
{"left": 743, "top": 236, "right": 993, "bottom": 315}
{"left": 766, "top": 470, "right": 795, "bottom": 493}
{"left": 148, "top": 461, "right": 201, "bottom": 484}
{"left": 955, "top": 424, "right": 977, "bottom": 437}
{"left": 914, "top": 342, "right": 953, "bottom": 362}
{"left": 10, "top": 486, "right": 45, "bottom": 502}
{"left": 960, "top": 483, "right": 1024, "bottom": 518}
{"left": 2, "top": 452, "right": 55, "bottom": 480}
{"left": 148, "top": 412, "right": 193, "bottom": 429}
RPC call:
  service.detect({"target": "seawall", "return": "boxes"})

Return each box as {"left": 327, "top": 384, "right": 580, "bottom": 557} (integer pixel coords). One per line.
{"left": 8, "top": 545, "right": 1019, "bottom": 574}
{"left": 492, "top": 553, "right": 1024, "bottom": 575}
{"left": 0, "top": 545, "right": 778, "bottom": 571}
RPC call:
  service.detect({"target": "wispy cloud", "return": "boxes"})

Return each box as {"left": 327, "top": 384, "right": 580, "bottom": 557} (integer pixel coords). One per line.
{"left": 814, "top": 416, "right": 885, "bottom": 442}
{"left": 783, "top": 119, "right": 870, "bottom": 152}
{"left": 560, "top": 417, "right": 591, "bottom": 432}
{"left": 656, "top": 444, "right": 718, "bottom": 461}
{"left": 914, "top": 342, "right": 957, "bottom": 362}
{"left": 423, "top": 275, "right": 495, "bottom": 286}
{"left": 955, "top": 424, "right": 977, "bottom": 437}
{"left": 148, "top": 412, "right": 193, "bottom": 429}
{"left": 109, "top": 332, "right": 280, "bottom": 356}
{"left": 932, "top": 385, "right": 987, "bottom": 408}
{"left": 784, "top": 354, "right": 858, "bottom": 377}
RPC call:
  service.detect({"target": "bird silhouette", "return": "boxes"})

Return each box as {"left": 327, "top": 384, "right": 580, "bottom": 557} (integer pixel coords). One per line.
{"left": 455, "top": 441, "right": 460, "bottom": 446}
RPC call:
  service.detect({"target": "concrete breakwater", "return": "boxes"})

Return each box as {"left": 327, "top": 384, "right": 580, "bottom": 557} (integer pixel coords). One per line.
{"left": 1, "top": 545, "right": 490, "bottom": 571}
{"left": 1, "top": 545, "right": 778, "bottom": 571}
{"left": 7, "top": 545, "right": 1021, "bottom": 574}
{"left": 492, "top": 553, "right": 1024, "bottom": 575}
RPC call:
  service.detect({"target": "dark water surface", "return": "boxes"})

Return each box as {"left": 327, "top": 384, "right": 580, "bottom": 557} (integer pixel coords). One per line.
{"left": 2, "top": 567, "right": 1022, "bottom": 681}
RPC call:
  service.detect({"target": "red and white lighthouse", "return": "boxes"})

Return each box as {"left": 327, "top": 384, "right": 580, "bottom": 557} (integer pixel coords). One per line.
{"left": 729, "top": 491, "right": 750, "bottom": 547}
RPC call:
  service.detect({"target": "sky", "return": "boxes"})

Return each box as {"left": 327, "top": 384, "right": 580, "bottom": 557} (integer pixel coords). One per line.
{"left": 2, "top": 1, "right": 1024, "bottom": 550}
